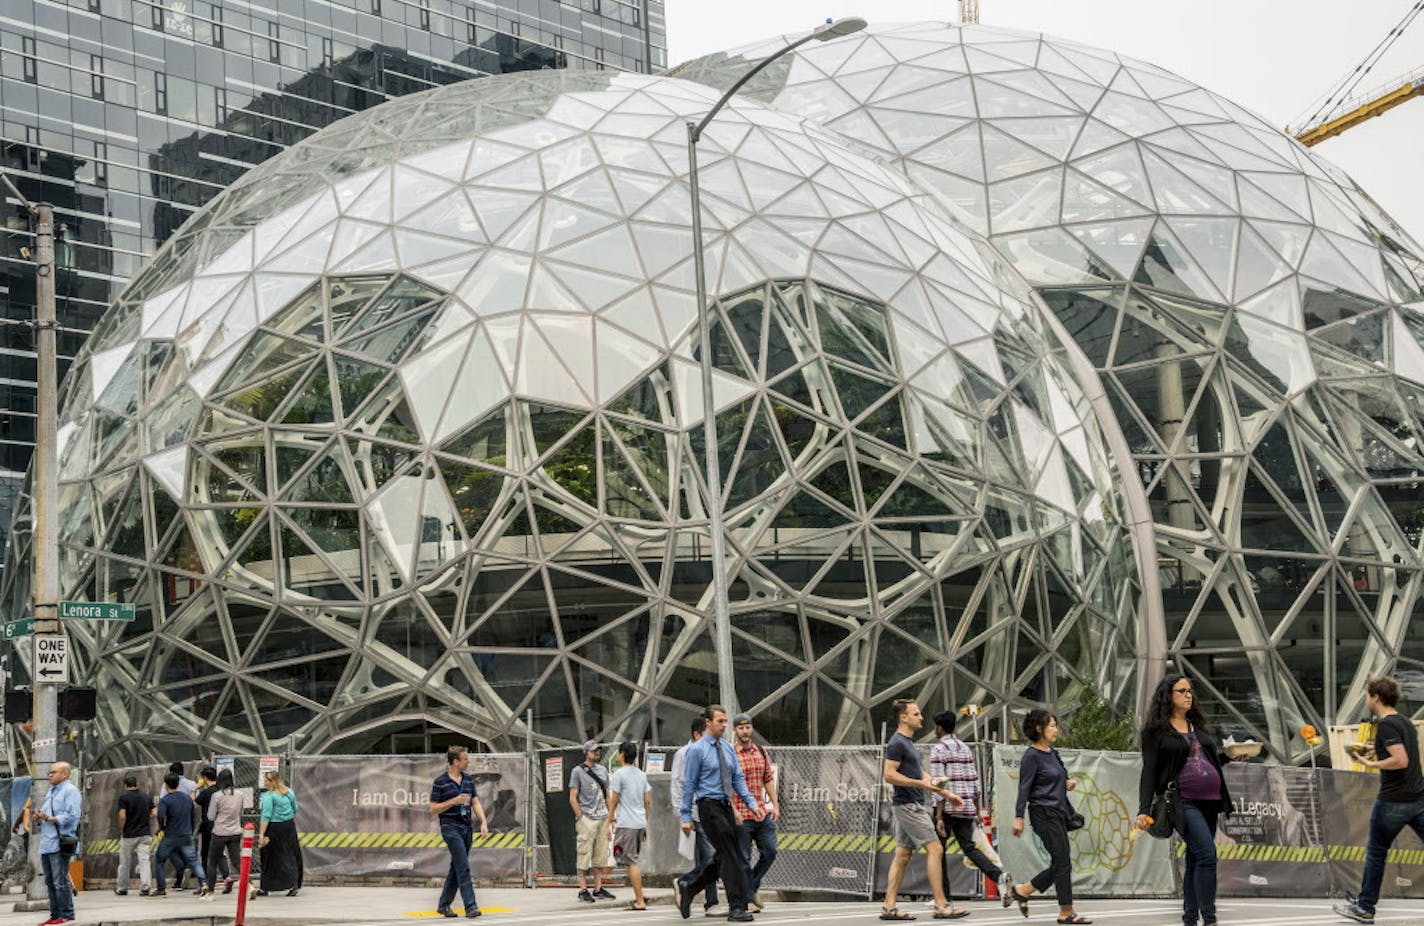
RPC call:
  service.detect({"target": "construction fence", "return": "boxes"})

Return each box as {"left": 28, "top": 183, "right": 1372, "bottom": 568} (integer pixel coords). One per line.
{"left": 68, "top": 744, "right": 1424, "bottom": 899}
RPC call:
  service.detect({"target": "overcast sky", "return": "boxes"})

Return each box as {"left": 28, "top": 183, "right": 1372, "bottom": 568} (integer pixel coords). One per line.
{"left": 666, "top": 0, "right": 1424, "bottom": 244}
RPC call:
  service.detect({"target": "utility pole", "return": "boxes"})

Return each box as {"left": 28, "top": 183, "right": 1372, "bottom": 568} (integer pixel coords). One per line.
{"left": 2, "top": 172, "right": 61, "bottom": 906}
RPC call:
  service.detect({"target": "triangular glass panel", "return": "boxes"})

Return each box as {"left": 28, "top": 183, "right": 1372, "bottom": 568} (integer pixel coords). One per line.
{"left": 1239, "top": 465, "right": 1324, "bottom": 554}
{"left": 725, "top": 402, "right": 789, "bottom": 510}
{"left": 331, "top": 354, "right": 393, "bottom": 421}
{"left": 282, "top": 443, "right": 356, "bottom": 505}
{"left": 263, "top": 280, "right": 325, "bottom": 342}
{"left": 874, "top": 476, "right": 963, "bottom": 519}
{"left": 341, "top": 275, "right": 443, "bottom": 337}
{"left": 214, "top": 332, "right": 319, "bottom": 393}
{"left": 855, "top": 391, "right": 910, "bottom": 451}
{"left": 855, "top": 459, "right": 899, "bottom": 512}
{"left": 339, "top": 305, "right": 439, "bottom": 364}
{"left": 224, "top": 363, "right": 312, "bottom": 422}
{"left": 771, "top": 487, "right": 854, "bottom": 529}
{"left": 1134, "top": 226, "right": 1223, "bottom": 301}
{"left": 1038, "top": 287, "right": 1121, "bottom": 368}
{"left": 542, "top": 422, "right": 597, "bottom": 507}
{"left": 325, "top": 275, "right": 391, "bottom": 336}
{"left": 829, "top": 362, "right": 893, "bottom": 421}
{"left": 719, "top": 285, "right": 767, "bottom": 378}
{"left": 529, "top": 404, "right": 590, "bottom": 457}
{"left": 606, "top": 372, "right": 667, "bottom": 423}
{"left": 439, "top": 406, "right": 509, "bottom": 465}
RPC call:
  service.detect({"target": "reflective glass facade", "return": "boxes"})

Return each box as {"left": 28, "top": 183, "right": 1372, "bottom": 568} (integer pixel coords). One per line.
{"left": 1, "top": 71, "right": 1140, "bottom": 760}
{"left": 0, "top": 0, "right": 665, "bottom": 552}
{"left": 677, "top": 22, "right": 1424, "bottom": 762}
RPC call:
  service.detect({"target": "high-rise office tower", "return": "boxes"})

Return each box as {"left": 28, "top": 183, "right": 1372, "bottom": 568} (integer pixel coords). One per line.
{"left": 0, "top": 0, "right": 666, "bottom": 554}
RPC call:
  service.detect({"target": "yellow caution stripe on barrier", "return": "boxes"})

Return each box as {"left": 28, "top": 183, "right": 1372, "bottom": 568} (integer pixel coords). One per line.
{"left": 1168, "top": 843, "right": 1424, "bottom": 866}
{"left": 773, "top": 834, "right": 967, "bottom": 855}
{"left": 295, "top": 832, "right": 526, "bottom": 849}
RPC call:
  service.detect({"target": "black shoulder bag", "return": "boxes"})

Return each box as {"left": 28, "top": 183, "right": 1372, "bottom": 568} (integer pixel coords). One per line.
{"left": 1147, "top": 782, "right": 1178, "bottom": 839}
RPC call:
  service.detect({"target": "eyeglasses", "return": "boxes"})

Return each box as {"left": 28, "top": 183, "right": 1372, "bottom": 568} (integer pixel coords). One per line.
{"left": 1172, "top": 688, "right": 1193, "bottom": 695}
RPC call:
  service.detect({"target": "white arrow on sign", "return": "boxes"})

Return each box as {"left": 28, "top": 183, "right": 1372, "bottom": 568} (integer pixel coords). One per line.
{"left": 33, "top": 635, "right": 69, "bottom": 685}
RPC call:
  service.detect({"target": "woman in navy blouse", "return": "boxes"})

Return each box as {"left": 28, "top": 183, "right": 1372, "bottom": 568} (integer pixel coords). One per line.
{"left": 1003, "top": 709, "right": 1091, "bottom": 925}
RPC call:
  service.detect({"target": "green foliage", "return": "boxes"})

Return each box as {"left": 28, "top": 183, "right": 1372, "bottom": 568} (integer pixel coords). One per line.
{"left": 1058, "top": 688, "right": 1136, "bottom": 752}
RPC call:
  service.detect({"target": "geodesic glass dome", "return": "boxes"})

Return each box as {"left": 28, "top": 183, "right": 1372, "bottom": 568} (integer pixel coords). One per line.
{"left": 677, "top": 22, "right": 1424, "bottom": 759}
{"left": 2, "top": 71, "right": 1140, "bottom": 759}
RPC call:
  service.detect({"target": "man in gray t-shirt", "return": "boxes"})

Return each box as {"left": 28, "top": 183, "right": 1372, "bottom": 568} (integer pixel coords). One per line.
{"left": 569, "top": 742, "right": 613, "bottom": 903}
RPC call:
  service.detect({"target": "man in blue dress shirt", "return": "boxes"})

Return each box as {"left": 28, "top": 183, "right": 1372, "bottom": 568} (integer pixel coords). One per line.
{"left": 35, "top": 762, "right": 82, "bottom": 925}
{"left": 676, "top": 705, "right": 763, "bottom": 923}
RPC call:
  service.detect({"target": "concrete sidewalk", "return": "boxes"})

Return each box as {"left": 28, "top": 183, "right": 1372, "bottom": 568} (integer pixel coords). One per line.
{"left": 2, "top": 888, "right": 1421, "bottom": 926}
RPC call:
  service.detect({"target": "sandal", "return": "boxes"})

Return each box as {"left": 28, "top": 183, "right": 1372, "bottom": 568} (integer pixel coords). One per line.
{"left": 1056, "top": 916, "right": 1093, "bottom": 925}
{"left": 879, "top": 908, "right": 917, "bottom": 921}
{"left": 1002, "top": 885, "right": 1029, "bottom": 917}
{"left": 933, "top": 906, "right": 970, "bottom": 919}
{"left": 624, "top": 902, "right": 648, "bottom": 911}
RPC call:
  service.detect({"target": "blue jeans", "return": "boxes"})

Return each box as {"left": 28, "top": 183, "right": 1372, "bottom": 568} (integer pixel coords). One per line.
{"left": 42, "top": 851, "right": 74, "bottom": 920}
{"left": 1358, "top": 797, "right": 1424, "bottom": 913}
{"left": 1179, "top": 800, "right": 1219, "bottom": 925}
{"left": 154, "top": 836, "right": 206, "bottom": 892}
{"left": 736, "top": 816, "right": 778, "bottom": 894}
{"left": 438, "top": 826, "right": 477, "bottom": 910}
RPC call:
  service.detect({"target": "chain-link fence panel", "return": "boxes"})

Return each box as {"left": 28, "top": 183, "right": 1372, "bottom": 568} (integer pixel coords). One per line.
{"left": 758, "top": 745, "right": 881, "bottom": 897}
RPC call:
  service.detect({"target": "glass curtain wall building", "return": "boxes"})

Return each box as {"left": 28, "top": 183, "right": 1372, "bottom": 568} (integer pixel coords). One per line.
{"left": 0, "top": 0, "right": 665, "bottom": 555}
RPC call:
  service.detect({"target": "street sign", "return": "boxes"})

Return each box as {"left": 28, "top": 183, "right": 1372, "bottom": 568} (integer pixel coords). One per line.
{"left": 59, "top": 601, "right": 135, "bottom": 621}
{"left": 3, "top": 619, "right": 34, "bottom": 640}
{"left": 33, "top": 635, "right": 68, "bottom": 684}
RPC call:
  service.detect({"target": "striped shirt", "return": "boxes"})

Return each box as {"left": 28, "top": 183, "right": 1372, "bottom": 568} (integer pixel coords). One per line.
{"left": 928, "top": 733, "right": 979, "bottom": 818}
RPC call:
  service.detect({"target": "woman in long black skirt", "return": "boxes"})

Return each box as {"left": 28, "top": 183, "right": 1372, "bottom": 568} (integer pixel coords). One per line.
{"left": 252, "top": 770, "right": 303, "bottom": 898}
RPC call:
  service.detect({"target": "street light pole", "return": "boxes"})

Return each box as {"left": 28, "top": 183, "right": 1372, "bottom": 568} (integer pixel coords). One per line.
{"left": 2, "top": 172, "right": 61, "bottom": 905}
{"left": 685, "top": 17, "right": 867, "bottom": 716}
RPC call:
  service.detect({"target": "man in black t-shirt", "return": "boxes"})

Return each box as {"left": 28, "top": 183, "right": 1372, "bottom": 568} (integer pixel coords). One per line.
{"left": 881, "top": 699, "right": 965, "bottom": 921}
{"left": 1335, "top": 675, "right": 1424, "bottom": 924}
{"left": 115, "top": 776, "right": 155, "bottom": 895}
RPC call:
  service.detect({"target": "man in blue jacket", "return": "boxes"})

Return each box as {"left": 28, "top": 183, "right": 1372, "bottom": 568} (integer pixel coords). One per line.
{"left": 676, "top": 705, "right": 762, "bottom": 923}
{"left": 34, "top": 762, "right": 81, "bottom": 925}
{"left": 153, "top": 772, "right": 206, "bottom": 896}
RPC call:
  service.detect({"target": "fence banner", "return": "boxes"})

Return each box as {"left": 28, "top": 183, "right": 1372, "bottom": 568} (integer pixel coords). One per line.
{"left": 1318, "top": 767, "right": 1424, "bottom": 900}
{"left": 1210, "top": 763, "right": 1327, "bottom": 896}
{"left": 80, "top": 763, "right": 183, "bottom": 879}
{"left": 754, "top": 746, "right": 881, "bottom": 896}
{"left": 992, "top": 746, "right": 1175, "bottom": 897}
{"left": 291, "top": 754, "right": 527, "bottom": 881}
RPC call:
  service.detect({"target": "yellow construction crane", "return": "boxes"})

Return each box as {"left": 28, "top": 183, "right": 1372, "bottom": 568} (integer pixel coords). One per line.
{"left": 1292, "top": 2, "right": 1424, "bottom": 146}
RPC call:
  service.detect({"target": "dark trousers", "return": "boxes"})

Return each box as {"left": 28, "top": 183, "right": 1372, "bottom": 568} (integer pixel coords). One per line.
{"left": 690, "top": 822, "right": 718, "bottom": 906}
{"left": 1179, "top": 800, "right": 1219, "bottom": 925}
{"left": 200, "top": 828, "right": 230, "bottom": 882}
{"left": 438, "top": 826, "right": 477, "bottom": 909}
{"left": 206, "top": 833, "right": 242, "bottom": 891}
{"left": 940, "top": 814, "right": 1002, "bottom": 895}
{"left": 155, "top": 836, "right": 206, "bottom": 892}
{"left": 42, "top": 851, "right": 74, "bottom": 920}
{"left": 683, "top": 798, "right": 751, "bottom": 914}
{"left": 736, "top": 816, "right": 778, "bottom": 894}
{"left": 1027, "top": 805, "right": 1073, "bottom": 906}
{"left": 1359, "top": 797, "right": 1424, "bottom": 913}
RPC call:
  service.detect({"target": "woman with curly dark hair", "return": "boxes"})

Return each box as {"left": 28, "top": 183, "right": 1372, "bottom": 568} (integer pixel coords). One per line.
{"left": 1003, "top": 709, "right": 1091, "bottom": 925}
{"left": 1134, "top": 675, "right": 1231, "bottom": 926}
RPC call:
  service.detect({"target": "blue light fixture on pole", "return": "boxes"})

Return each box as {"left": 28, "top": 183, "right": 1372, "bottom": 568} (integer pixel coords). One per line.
{"left": 686, "top": 17, "right": 868, "bottom": 715}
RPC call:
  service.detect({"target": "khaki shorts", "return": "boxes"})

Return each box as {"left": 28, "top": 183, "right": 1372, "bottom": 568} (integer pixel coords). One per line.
{"left": 893, "top": 803, "right": 938, "bottom": 849}
{"left": 613, "top": 827, "right": 645, "bottom": 866}
{"left": 575, "top": 814, "right": 610, "bottom": 871}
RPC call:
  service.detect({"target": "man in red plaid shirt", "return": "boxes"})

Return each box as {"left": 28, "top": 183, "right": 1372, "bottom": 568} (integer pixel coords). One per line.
{"left": 731, "top": 713, "right": 778, "bottom": 913}
{"left": 930, "top": 710, "right": 1009, "bottom": 898}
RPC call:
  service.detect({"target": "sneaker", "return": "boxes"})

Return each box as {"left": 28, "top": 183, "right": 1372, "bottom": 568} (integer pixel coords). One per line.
{"left": 1333, "top": 901, "right": 1374, "bottom": 924}
{"left": 149, "top": 891, "right": 167, "bottom": 897}
{"left": 223, "top": 878, "right": 235, "bottom": 895}
{"left": 139, "top": 888, "right": 151, "bottom": 896}
{"left": 704, "top": 904, "right": 723, "bottom": 918}
{"left": 436, "top": 906, "right": 457, "bottom": 918}
{"left": 200, "top": 892, "right": 216, "bottom": 903}
{"left": 676, "top": 881, "right": 692, "bottom": 920}
{"left": 728, "top": 913, "right": 755, "bottom": 924}
{"left": 39, "top": 918, "right": 63, "bottom": 925}
{"left": 113, "top": 890, "right": 127, "bottom": 896}
{"left": 577, "top": 889, "right": 595, "bottom": 904}
{"left": 465, "top": 909, "right": 482, "bottom": 919}
{"left": 592, "top": 888, "right": 615, "bottom": 900}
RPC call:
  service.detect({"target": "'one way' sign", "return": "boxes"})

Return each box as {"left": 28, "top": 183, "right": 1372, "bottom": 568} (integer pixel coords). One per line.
{"left": 33, "top": 636, "right": 68, "bottom": 684}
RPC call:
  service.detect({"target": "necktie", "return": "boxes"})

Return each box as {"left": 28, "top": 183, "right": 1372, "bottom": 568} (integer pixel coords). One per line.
{"left": 714, "top": 735, "right": 735, "bottom": 800}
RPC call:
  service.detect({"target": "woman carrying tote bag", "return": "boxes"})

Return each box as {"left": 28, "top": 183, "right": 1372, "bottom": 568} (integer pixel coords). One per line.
{"left": 1135, "top": 675, "right": 1232, "bottom": 926}
{"left": 252, "top": 771, "right": 304, "bottom": 899}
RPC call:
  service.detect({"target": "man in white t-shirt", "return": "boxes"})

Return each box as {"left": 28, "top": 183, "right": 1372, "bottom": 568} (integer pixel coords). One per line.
{"left": 608, "top": 741, "right": 652, "bottom": 912}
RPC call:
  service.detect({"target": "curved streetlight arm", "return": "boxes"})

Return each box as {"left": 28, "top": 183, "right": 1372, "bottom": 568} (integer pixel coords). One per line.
{"left": 689, "top": 32, "right": 821, "bottom": 143}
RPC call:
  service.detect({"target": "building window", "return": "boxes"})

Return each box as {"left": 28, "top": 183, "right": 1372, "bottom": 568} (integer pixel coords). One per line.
{"left": 93, "top": 141, "right": 108, "bottom": 187}
{"left": 419, "top": 0, "right": 430, "bottom": 30}
{"left": 87, "top": 0, "right": 101, "bottom": 12}
{"left": 632, "top": 3, "right": 639, "bottom": 26}
{"left": 22, "top": 36, "right": 37, "bottom": 83}
{"left": 150, "top": 1, "right": 163, "bottom": 30}
{"left": 371, "top": 0, "right": 381, "bottom": 14}
{"left": 268, "top": 21, "right": 280, "bottom": 63}
{"left": 465, "top": 7, "right": 476, "bottom": 43}
{"left": 154, "top": 71, "right": 168, "bottom": 114}
{"left": 322, "top": 36, "right": 333, "bottom": 66}
{"left": 594, "top": 46, "right": 604, "bottom": 70}
{"left": 509, "top": 19, "right": 520, "bottom": 36}
{"left": 90, "top": 54, "right": 105, "bottom": 99}
{"left": 212, "top": 6, "right": 223, "bottom": 47}
{"left": 214, "top": 87, "right": 227, "bottom": 123}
